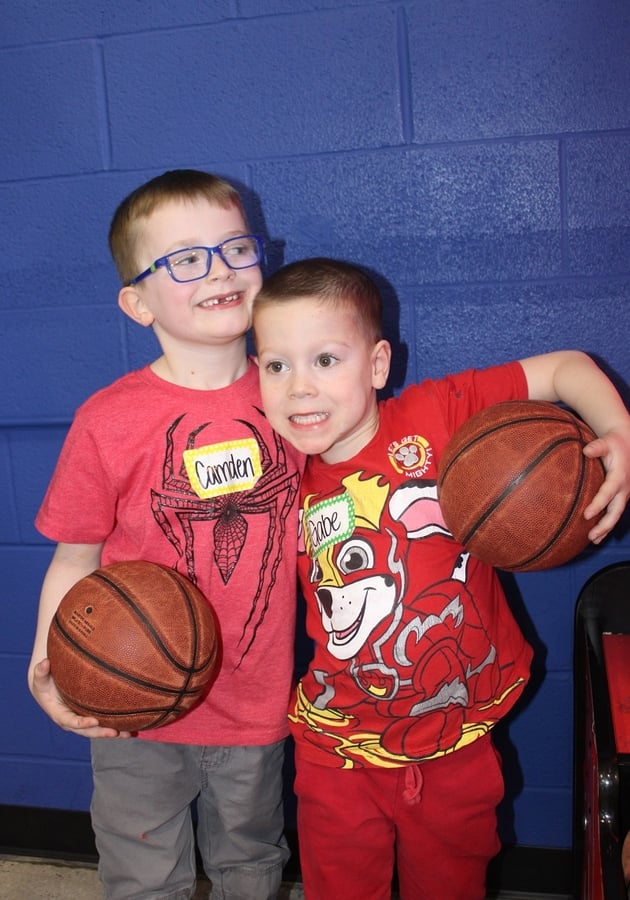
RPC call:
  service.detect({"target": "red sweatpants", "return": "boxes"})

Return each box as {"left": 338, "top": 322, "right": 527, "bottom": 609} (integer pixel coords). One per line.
{"left": 294, "top": 735, "right": 503, "bottom": 900}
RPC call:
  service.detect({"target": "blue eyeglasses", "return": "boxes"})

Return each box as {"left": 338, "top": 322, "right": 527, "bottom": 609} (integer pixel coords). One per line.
{"left": 127, "top": 234, "right": 265, "bottom": 286}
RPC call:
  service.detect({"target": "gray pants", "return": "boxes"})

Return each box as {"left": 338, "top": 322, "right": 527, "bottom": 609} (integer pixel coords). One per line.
{"left": 90, "top": 738, "right": 290, "bottom": 900}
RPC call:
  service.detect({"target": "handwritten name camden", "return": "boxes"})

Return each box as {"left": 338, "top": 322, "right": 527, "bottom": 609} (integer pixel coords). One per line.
{"left": 183, "top": 438, "right": 262, "bottom": 499}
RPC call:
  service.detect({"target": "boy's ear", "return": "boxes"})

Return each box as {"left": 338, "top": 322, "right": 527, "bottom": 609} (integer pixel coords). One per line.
{"left": 118, "top": 285, "right": 155, "bottom": 327}
{"left": 372, "top": 339, "right": 391, "bottom": 389}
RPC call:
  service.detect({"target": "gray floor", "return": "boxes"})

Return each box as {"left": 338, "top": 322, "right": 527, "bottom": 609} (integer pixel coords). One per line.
{"left": 0, "top": 854, "right": 569, "bottom": 899}
{"left": 0, "top": 856, "right": 305, "bottom": 899}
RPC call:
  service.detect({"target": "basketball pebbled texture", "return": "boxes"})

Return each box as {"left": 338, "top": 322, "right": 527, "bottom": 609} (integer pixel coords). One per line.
{"left": 437, "top": 400, "right": 606, "bottom": 572}
{"left": 47, "top": 560, "right": 220, "bottom": 731}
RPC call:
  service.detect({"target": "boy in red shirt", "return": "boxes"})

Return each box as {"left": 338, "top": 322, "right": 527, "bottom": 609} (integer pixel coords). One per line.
{"left": 29, "top": 170, "right": 303, "bottom": 899}
{"left": 253, "top": 257, "right": 630, "bottom": 900}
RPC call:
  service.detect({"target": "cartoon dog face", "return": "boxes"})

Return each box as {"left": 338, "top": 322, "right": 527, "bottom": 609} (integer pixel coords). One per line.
{"left": 302, "top": 474, "right": 451, "bottom": 660}
{"left": 312, "top": 538, "right": 399, "bottom": 660}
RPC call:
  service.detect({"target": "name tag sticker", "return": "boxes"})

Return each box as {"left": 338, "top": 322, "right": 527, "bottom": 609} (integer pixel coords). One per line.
{"left": 183, "top": 438, "right": 261, "bottom": 499}
{"left": 304, "top": 492, "right": 355, "bottom": 558}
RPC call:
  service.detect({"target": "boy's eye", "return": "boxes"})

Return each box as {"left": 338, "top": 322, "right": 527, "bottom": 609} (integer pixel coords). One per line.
{"left": 171, "top": 250, "right": 203, "bottom": 268}
{"left": 266, "top": 360, "right": 287, "bottom": 374}
{"left": 317, "top": 354, "right": 337, "bottom": 368}
{"left": 224, "top": 239, "right": 255, "bottom": 257}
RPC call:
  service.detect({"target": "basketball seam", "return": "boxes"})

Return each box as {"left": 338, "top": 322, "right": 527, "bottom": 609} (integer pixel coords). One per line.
{"left": 57, "top": 694, "right": 190, "bottom": 723}
{"left": 459, "top": 435, "right": 591, "bottom": 569}
{"left": 93, "top": 569, "right": 211, "bottom": 675}
{"left": 49, "top": 615, "right": 206, "bottom": 696}
{"left": 440, "top": 412, "right": 591, "bottom": 482}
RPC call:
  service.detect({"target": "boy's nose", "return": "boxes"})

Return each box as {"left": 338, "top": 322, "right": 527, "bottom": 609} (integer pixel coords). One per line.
{"left": 289, "top": 371, "right": 316, "bottom": 398}
{"left": 207, "top": 252, "right": 234, "bottom": 279}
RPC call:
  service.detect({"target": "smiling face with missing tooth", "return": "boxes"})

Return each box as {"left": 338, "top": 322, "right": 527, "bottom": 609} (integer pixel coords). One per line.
{"left": 119, "top": 197, "right": 262, "bottom": 355}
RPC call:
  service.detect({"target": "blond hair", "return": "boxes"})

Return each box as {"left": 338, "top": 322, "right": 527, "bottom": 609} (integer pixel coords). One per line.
{"left": 109, "top": 169, "right": 247, "bottom": 285}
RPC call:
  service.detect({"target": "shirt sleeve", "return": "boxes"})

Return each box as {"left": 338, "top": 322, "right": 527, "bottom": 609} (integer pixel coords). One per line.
{"left": 431, "top": 361, "right": 528, "bottom": 434}
{"left": 35, "top": 406, "right": 117, "bottom": 544}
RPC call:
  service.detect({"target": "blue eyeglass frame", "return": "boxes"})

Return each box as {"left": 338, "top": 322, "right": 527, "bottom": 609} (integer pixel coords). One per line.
{"left": 127, "top": 234, "right": 265, "bottom": 286}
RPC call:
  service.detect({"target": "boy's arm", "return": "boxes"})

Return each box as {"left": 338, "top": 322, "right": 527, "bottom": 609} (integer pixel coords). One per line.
{"left": 28, "top": 542, "right": 130, "bottom": 739}
{"left": 520, "top": 350, "right": 630, "bottom": 544}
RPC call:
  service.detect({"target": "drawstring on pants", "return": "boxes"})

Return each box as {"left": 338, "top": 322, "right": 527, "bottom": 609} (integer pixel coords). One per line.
{"left": 403, "top": 764, "right": 423, "bottom": 805}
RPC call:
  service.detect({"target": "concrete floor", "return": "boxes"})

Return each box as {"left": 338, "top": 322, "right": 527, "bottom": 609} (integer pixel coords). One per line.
{"left": 0, "top": 855, "right": 306, "bottom": 900}
{"left": 0, "top": 854, "right": 572, "bottom": 899}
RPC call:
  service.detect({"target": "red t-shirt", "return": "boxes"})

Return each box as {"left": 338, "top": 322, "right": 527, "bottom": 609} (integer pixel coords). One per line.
{"left": 291, "top": 362, "right": 533, "bottom": 767}
{"left": 37, "top": 360, "right": 303, "bottom": 746}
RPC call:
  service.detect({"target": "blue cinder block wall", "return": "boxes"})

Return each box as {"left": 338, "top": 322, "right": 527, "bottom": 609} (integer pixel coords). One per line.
{"left": 1, "top": 0, "right": 629, "bottom": 855}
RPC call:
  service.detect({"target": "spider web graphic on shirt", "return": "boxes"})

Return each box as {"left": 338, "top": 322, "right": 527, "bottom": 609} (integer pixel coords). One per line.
{"left": 150, "top": 411, "right": 300, "bottom": 667}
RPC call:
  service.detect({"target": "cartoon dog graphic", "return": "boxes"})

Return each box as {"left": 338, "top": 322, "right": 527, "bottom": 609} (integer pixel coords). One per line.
{"left": 293, "top": 473, "right": 525, "bottom": 766}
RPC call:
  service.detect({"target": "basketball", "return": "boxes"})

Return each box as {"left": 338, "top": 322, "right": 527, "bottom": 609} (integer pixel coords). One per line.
{"left": 47, "top": 560, "right": 220, "bottom": 731}
{"left": 437, "top": 400, "right": 606, "bottom": 572}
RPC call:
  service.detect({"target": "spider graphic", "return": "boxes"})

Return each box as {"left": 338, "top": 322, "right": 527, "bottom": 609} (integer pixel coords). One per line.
{"left": 151, "top": 410, "right": 300, "bottom": 665}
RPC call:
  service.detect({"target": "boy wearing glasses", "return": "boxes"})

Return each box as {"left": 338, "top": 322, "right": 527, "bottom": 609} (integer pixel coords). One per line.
{"left": 28, "top": 170, "right": 303, "bottom": 900}
{"left": 253, "top": 257, "right": 630, "bottom": 900}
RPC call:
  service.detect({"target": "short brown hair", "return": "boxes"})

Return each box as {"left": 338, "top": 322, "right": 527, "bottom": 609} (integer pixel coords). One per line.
{"left": 109, "top": 169, "right": 247, "bottom": 285}
{"left": 254, "top": 257, "right": 383, "bottom": 343}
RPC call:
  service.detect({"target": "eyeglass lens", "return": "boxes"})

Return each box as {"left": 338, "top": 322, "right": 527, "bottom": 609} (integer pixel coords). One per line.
{"left": 168, "top": 237, "right": 261, "bottom": 282}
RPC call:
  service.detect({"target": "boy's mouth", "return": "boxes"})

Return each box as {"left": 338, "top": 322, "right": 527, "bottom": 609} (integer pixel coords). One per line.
{"left": 289, "top": 412, "right": 329, "bottom": 425}
{"left": 197, "top": 291, "right": 241, "bottom": 309}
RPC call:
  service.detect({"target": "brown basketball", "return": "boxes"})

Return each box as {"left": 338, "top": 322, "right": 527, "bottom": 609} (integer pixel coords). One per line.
{"left": 47, "top": 560, "right": 220, "bottom": 731}
{"left": 437, "top": 400, "right": 606, "bottom": 572}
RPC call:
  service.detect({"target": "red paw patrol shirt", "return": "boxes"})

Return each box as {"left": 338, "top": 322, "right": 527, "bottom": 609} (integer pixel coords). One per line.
{"left": 291, "top": 362, "right": 532, "bottom": 768}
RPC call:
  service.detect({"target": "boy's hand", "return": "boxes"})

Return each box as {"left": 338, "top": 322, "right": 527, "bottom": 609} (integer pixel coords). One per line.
{"left": 30, "top": 658, "right": 131, "bottom": 739}
{"left": 583, "top": 426, "right": 630, "bottom": 543}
